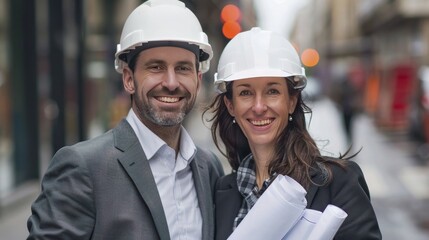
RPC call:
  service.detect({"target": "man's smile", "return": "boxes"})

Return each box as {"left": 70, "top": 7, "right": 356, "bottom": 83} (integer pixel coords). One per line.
{"left": 156, "top": 96, "right": 181, "bottom": 103}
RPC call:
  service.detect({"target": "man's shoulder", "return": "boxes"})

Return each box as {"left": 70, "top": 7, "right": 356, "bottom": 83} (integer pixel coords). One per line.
{"left": 195, "top": 147, "right": 214, "bottom": 160}
{"left": 53, "top": 120, "right": 131, "bottom": 161}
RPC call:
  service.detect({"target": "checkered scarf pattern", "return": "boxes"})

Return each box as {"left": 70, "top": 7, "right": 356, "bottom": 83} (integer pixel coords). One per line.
{"left": 233, "top": 154, "right": 276, "bottom": 230}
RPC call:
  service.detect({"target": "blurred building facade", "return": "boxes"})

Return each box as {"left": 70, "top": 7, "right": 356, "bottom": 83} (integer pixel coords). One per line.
{"left": 0, "top": 0, "right": 256, "bottom": 212}
{"left": 291, "top": 0, "right": 429, "bottom": 141}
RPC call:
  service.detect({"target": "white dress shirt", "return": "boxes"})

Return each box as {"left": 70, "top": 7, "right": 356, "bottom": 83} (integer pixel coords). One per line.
{"left": 126, "top": 109, "right": 202, "bottom": 240}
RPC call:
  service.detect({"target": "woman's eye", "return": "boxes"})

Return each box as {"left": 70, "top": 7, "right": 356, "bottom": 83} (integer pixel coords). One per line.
{"left": 267, "top": 89, "right": 280, "bottom": 94}
{"left": 239, "top": 90, "right": 251, "bottom": 96}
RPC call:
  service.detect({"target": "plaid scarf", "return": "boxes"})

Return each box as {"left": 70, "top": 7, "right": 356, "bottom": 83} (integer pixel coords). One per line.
{"left": 233, "top": 154, "right": 277, "bottom": 230}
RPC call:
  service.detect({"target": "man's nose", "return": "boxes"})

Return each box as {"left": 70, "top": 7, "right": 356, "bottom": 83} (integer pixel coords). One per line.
{"left": 161, "top": 68, "right": 180, "bottom": 91}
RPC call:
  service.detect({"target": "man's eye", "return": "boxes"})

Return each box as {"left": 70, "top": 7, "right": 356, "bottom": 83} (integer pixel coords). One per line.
{"left": 150, "top": 65, "right": 162, "bottom": 70}
{"left": 177, "top": 66, "right": 192, "bottom": 72}
{"left": 146, "top": 64, "right": 163, "bottom": 71}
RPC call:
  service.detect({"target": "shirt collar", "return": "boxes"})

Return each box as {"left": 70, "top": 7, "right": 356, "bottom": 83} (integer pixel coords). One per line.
{"left": 125, "top": 109, "right": 196, "bottom": 162}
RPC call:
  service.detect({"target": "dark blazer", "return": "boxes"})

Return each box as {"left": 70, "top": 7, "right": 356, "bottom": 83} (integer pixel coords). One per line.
{"left": 27, "top": 119, "right": 224, "bottom": 240}
{"left": 215, "top": 161, "right": 382, "bottom": 240}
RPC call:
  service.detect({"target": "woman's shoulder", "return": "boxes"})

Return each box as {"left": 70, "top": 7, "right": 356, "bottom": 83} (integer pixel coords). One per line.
{"left": 328, "top": 159, "right": 363, "bottom": 176}
{"left": 322, "top": 159, "right": 371, "bottom": 198}
{"left": 316, "top": 160, "right": 382, "bottom": 239}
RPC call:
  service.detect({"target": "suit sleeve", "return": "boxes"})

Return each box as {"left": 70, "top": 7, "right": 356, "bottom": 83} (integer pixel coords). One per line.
{"left": 331, "top": 161, "right": 382, "bottom": 240}
{"left": 27, "top": 146, "right": 95, "bottom": 240}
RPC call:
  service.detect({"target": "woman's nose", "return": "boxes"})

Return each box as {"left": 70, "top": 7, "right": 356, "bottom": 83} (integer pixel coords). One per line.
{"left": 252, "top": 95, "right": 268, "bottom": 114}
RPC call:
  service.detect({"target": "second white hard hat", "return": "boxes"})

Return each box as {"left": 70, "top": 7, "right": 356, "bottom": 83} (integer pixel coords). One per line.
{"left": 214, "top": 27, "right": 307, "bottom": 93}
{"left": 115, "top": 0, "right": 213, "bottom": 73}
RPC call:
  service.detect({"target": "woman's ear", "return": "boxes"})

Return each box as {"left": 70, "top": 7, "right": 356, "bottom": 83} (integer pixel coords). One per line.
{"left": 289, "top": 94, "right": 298, "bottom": 115}
{"left": 122, "top": 67, "right": 135, "bottom": 94}
{"left": 223, "top": 95, "right": 235, "bottom": 117}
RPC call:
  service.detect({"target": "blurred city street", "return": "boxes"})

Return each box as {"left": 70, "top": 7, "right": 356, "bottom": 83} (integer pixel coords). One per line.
{"left": 1, "top": 97, "right": 429, "bottom": 239}
{"left": 2, "top": 0, "right": 429, "bottom": 239}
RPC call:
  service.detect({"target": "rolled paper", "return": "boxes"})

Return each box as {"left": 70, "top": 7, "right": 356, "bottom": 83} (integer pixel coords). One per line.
{"left": 228, "top": 175, "right": 307, "bottom": 240}
{"left": 307, "top": 204, "right": 348, "bottom": 240}
{"left": 282, "top": 209, "right": 322, "bottom": 240}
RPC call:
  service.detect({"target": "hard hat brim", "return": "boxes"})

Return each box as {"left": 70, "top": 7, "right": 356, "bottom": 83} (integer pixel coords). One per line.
{"left": 214, "top": 68, "right": 307, "bottom": 93}
{"left": 218, "top": 68, "right": 297, "bottom": 82}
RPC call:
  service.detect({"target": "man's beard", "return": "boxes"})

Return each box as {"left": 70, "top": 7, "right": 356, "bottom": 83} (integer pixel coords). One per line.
{"left": 133, "top": 92, "right": 195, "bottom": 126}
{"left": 141, "top": 104, "right": 187, "bottom": 126}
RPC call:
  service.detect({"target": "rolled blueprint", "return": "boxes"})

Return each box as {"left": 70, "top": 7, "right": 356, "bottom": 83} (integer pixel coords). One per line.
{"left": 282, "top": 209, "right": 322, "bottom": 240}
{"left": 228, "top": 175, "right": 307, "bottom": 240}
{"left": 307, "top": 204, "right": 348, "bottom": 240}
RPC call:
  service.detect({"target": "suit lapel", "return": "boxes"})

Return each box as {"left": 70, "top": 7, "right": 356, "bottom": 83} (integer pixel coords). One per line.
{"left": 114, "top": 120, "right": 170, "bottom": 240}
{"left": 306, "top": 184, "right": 319, "bottom": 206}
{"left": 306, "top": 166, "right": 323, "bottom": 206}
{"left": 191, "top": 155, "right": 213, "bottom": 240}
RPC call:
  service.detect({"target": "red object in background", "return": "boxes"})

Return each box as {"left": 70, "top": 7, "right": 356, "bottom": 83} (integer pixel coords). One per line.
{"left": 390, "top": 64, "right": 415, "bottom": 129}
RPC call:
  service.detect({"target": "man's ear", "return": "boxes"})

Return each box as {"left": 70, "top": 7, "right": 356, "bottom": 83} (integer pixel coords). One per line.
{"left": 122, "top": 67, "right": 135, "bottom": 94}
{"left": 223, "top": 95, "right": 235, "bottom": 117}
{"left": 197, "top": 71, "right": 202, "bottom": 93}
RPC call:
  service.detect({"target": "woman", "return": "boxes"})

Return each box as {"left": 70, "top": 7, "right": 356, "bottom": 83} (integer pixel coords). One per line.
{"left": 204, "top": 28, "right": 381, "bottom": 239}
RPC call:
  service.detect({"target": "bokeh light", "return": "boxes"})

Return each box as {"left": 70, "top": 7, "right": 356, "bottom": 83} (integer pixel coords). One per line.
{"left": 221, "top": 4, "right": 241, "bottom": 22}
{"left": 301, "top": 48, "right": 320, "bottom": 67}
{"left": 220, "top": 4, "right": 241, "bottom": 39}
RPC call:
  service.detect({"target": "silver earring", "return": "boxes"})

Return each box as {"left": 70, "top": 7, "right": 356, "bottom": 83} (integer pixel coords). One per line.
{"left": 233, "top": 118, "right": 236, "bottom": 124}
{"left": 289, "top": 115, "right": 293, "bottom": 122}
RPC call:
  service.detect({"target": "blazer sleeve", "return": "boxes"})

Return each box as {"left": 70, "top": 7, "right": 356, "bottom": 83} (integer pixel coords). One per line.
{"left": 27, "top": 146, "right": 95, "bottom": 240}
{"left": 330, "top": 161, "right": 382, "bottom": 240}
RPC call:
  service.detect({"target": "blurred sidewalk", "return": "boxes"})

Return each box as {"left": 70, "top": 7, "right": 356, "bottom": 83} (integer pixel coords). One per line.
{"left": 0, "top": 181, "right": 38, "bottom": 240}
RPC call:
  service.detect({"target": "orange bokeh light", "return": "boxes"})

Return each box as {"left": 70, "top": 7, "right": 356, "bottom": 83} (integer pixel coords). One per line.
{"left": 221, "top": 4, "right": 241, "bottom": 22}
{"left": 301, "top": 48, "right": 320, "bottom": 67}
{"left": 222, "top": 21, "right": 241, "bottom": 39}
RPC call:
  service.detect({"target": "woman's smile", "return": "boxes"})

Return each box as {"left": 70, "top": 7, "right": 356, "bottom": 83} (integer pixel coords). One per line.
{"left": 249, "top": 118, "right": 274, "bottom": 126}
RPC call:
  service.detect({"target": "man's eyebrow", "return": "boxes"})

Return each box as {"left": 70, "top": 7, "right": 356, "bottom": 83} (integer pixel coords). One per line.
{"left": 144, "top": 59, "right": 166, "bottom": 65}
{"left": 176, "top": 60, "right": 195, "bottom": 66}
{"left": 143, "top": 59, "right": 195, "bottom": 66}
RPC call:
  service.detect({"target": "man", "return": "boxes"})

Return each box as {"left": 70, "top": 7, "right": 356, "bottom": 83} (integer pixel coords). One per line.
{"left": 27, "top": 1, "right": 224, "bottom": 239}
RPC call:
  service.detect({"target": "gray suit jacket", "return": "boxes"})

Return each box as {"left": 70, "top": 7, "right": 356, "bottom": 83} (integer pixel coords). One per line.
{"left": 27, "top": 119, "right": 224, "bottom": 240}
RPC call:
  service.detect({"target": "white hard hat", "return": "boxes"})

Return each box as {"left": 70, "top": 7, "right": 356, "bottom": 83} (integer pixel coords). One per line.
{"left": 214, "top": 27, "right": 307, "bottom": 93}
{"left": 115, "top": 0, "right": 213, "bottom": 73}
